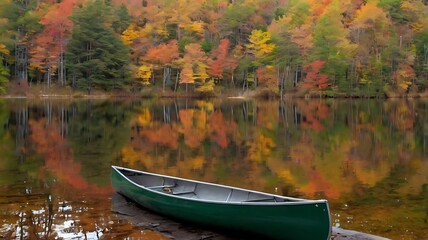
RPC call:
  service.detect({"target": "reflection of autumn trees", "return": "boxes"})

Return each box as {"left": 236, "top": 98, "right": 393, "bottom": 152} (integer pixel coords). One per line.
{"left": 29, "top": 118, "right": 111, "bottom": 194}
{"left": 209, "top": 111, "right": 237, "bottom": 149}
{"left": 121, "top": 99, "right": 428, "bottom": 203}
{"left": 0, "top": 100, "right": 141, "bottom": 239}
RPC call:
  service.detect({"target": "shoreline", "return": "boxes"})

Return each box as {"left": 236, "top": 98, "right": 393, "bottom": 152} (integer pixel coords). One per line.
{"left": 1, "top": 90, "right": 428, "bottom": 100}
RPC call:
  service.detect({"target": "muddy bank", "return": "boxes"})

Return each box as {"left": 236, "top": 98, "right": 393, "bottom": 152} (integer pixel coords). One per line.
{"left": 111, "top": 193, "right": 390, "bottom": 240}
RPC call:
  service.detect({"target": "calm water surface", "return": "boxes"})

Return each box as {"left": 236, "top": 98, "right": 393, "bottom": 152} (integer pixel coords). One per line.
{"left": 0, "top": 98, "right": 427, "bottom": 239}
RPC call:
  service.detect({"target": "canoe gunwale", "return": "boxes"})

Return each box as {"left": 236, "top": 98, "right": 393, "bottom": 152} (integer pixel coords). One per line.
{"left": 112, "top": 165, "right": 329, "bottom": 206}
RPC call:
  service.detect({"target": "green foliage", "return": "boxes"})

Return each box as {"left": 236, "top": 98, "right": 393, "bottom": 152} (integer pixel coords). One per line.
{"left": 178, "top": 37, "right": 193, "bottom": 52}
{"left": 378, "top": 0, "right": 408, "bottom": 22}
{"left": 66, "top": 0, "right": 131, "bottom": 91}
{"left": 219, "top": 3, "right": 256, "bottom": 44}
{"left": 201, "top": 40, "right": 213, "bottom": 53}
{"left": 16, "top": 10, "right": 42, "bottom": 34}
{"left": 0, "top": 45, "right": 9, "bottom": 94}
{"left": 68, "top": 101, "right": 131, "bottom": 185}
{"left": 274, "top": 7, "right": 286, "bottom": 20}
{"left": 414, "top": 27, "right": 428, "bottom": 89}
{"left": 0, "top": 63, "right": 8, "bottom": 94}
{"left": 289, "top": 2, "right": 310, "bottom": 27}
{"left": 112, "top": 4, "right": 131, "bottom": 34}
{"left": 311, "top": 1, "right": 354, "bottom": 93}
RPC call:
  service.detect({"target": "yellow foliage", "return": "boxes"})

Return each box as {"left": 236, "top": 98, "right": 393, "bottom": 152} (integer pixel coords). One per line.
{"left": 196, "top": 100, "right": 214, "bottom": 112}
{"left": 196, "top": 79, "right": 215, "bottom": 92}
{"left": 359, "top": 77, "right": 371, "bottom": 85}
{"left": 195, "top": 110, "right": 207, "bottom": 130}
{"left": 121, "top": 146, "right": 141, "bottom": 166}
{"left": 398, "top": 81, "right": 412, "bottom": 90}
{"left": 136, "top": 64, "right": 152, "bottom": 85}
{"left": 137, "top": 108, "right": 151, "bottom": 126}
{"left": 246, "top": 29, "right": 275, "bottom": 59}
{"left": 278, "top": 169, "right": 294, "bottom": 183}
{"left": 184, "top": 21, "right": 205, "bottom": 36}
{"left": 194, "top": 62, "right": 209, "bottom": 82}
{"left": 248, "top": 134, "right": 276, "bottom": 162}
{"left": 156, "top": 28, "right": 169, "bottom": 37}
{"left": 121, "top": 24, "right": 140, "bottom": 45}
{"left": 189, "top": 156, "right": 204, "bottom": 170}
{"left": 353, "top": 2, "right": 389, "bottom": 29}
{"left": 0, "top": 44, "right": 9, "bottom": 55}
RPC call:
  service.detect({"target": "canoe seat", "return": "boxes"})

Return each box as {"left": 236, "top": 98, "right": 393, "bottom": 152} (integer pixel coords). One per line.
{"left": 147, "top": 185, "right": 176, "bottom": 190}
{"left": 172, "top": 190, "right": 196, "bottom": 196}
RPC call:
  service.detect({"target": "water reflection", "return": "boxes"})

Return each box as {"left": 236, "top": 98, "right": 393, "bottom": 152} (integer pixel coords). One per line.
{"left": 0, "top": 100, "right": 138, "bottom": 239}
{"left": 0, "top": 98, "right": 427, "bottom": 239}
{"left": 116, "top": 99, "right": 428, "bottom": 239}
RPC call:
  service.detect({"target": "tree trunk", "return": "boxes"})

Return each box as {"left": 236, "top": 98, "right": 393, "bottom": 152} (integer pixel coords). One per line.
{"left": 174, "top": 70, "right": 180, "bottom": 92}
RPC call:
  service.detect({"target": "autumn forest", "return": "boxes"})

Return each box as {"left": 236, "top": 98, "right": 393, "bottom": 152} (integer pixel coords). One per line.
{"left": 0, "top": 0, "right": 428, "bottom": 97}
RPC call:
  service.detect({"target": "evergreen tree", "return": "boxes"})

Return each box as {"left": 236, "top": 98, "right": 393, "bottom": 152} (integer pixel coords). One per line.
{"left": 66, "top": 0, "right": 130, "bottom": 92}
{"left": 0, "top": 47, "right": 8, "bottom": 94}
{"left": 112, "top": 4, "right": 131, "bottom": 34}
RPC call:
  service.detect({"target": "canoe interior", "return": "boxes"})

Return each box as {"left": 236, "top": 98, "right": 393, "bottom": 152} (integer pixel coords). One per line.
{"left": 119, "top": 168, "right": 301, "bottom": 203}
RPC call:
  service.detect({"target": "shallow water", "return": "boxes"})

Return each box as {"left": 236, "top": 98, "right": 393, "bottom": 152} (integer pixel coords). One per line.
{"left": 0, "top": 98, "right": 427, "bottom": 239}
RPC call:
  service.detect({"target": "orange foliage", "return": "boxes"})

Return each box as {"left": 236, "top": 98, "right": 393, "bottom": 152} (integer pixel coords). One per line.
{"left": 179, "top": 109, "right": 207, "bottom": 148}
{"left": 209, "top": 111, "right": 236, "bottom": 149}
{"left": 300, "top": 169, "right": 339, "bottom": 199}
{"left": 256, "top": 66, "right": 276, "bottom": 90}
{"left": 30, "top": 0, "right": 76, "bottom": 70}
{"left": 309, "top": 0, "right": 333, "bottom": 17}
{"left": 144, "top": 40, "right": 180, "bottom": 65}
{"left": 207, "top": 39, "right": 230, "bottom": 79}
{"left": 142, "top": 124, "right": 179, "bottom": 149}
{"left": 353, "top": 2, "right": 388, "bottom": 29}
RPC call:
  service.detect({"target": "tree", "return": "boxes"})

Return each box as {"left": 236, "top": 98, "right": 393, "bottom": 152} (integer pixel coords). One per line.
{"left": 30, "top": 0, "right": 76, "bottom": 87}
{"left": 66, "top": 0, "right": 130, "bottom": 91}
{"left": 144, "top": 40, "right": 180, "bottom": 90}
{"left": 268, "top": 13, "right": 302, "bottom": 94}
{"left": 301, "top": 60, "right": 330, "bottom": 93}
{"left": 207, "top": 38, "right": 230, "bottom": 80}
{"left": 350, "top": 1, "right": 392, "bottom": 95}
{"left": 135, "top": 64, "right": 152, "bottom": 86}
{"left": 0, "top": 44, "right": 9, "bottom": 94}
{"left": 246, "top": 29, "right": 275, "bottom": 63}
{"left": 245, "top": 29, "right": 275, "bottom": 88}
{"left": 311, "top": 0, "right": 355, "bottom": 93}
{"left": 218, "top": 2, "right": 256, "bottom": 45}
{"left": 112, "top": 4, "right": 131, "bottom": 34}
{"left": 180, "top": 43, "right": 213, "bottom": 92}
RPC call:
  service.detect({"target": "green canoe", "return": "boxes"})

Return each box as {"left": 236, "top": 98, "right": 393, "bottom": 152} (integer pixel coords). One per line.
{"left": 111, "top": 166, "right": 332, "bottom": 240}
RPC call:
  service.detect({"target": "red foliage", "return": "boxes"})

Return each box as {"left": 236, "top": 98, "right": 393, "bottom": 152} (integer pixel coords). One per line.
{"left": 207, "top": 39, "right": 230, "bottom": 78}
{"left": 302, "top": 60, "right": 330, "bottom": 90}
{"left": 30, "top": 0, "right": 76, "bottom": 69}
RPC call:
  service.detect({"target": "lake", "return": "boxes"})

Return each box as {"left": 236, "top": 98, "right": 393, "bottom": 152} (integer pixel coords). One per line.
{"left": 0, "top": 98, "right": 427, "bottom": 239}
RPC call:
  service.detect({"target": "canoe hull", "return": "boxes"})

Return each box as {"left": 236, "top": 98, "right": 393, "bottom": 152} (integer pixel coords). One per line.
{"left": 112, "top": 166, "right": 331, "bottom": 240}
